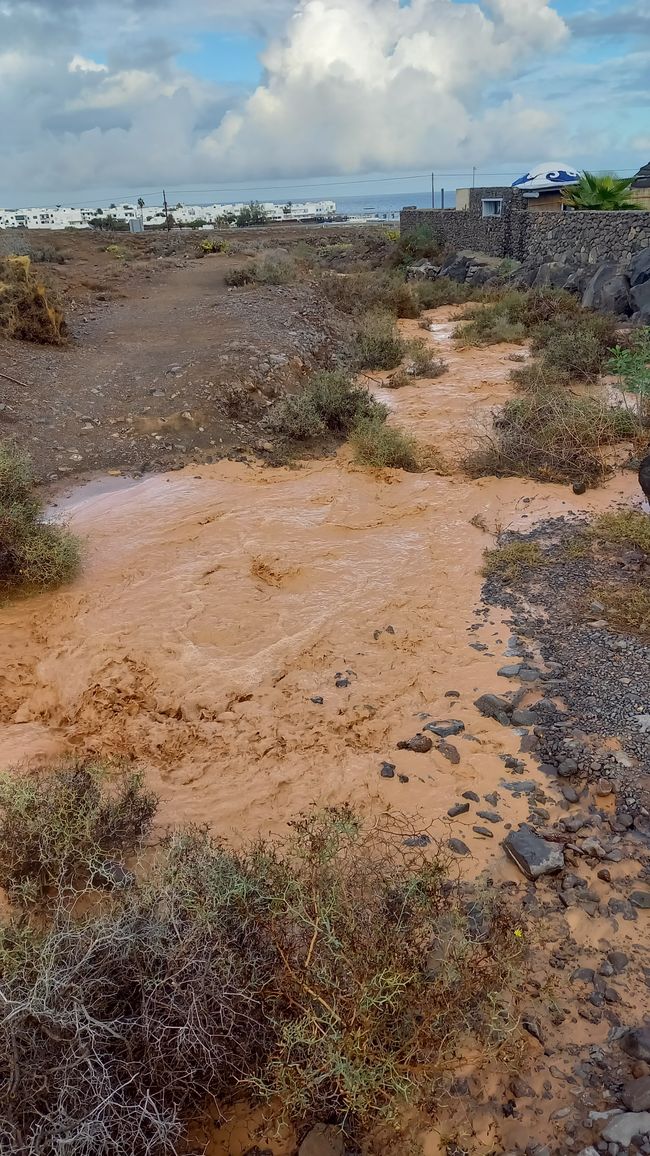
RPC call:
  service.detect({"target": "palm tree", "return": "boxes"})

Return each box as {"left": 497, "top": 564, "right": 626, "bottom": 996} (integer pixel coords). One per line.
{"left": 562, "top": 172, "right": 638, "bottom": 211}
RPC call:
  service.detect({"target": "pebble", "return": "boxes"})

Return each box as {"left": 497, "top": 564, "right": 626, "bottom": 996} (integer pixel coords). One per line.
{"left": 607, "top": 950, "right": 629, "bottom": 973}
{"left": 448, "top": 802, "right": 470, "bottom": 817}
{"left": 398, "top": 774, "right": 410, "bottom": 783}
{"left": 498, "top": 663, "right": 522, "bottom": 678}
{"left": 630, "top": 891, "right": 650, "bottom": 909}
{"left": 445, "top": 690, "right": 460, "bottom": 698}
{"left": 476, "top": 810, "right": 502, "bottom": 824}
{"left": 473, "top": 825, "right": 494, "bottom": 838}
{"left": 423, "top": 719, "right": 465, "bottom": 737}
{"left": 512, "top": 708, "right": 537, "bottom": 726}
{"left": 596, "top": 778, "right": 613, "bottom": 796}
{"left": 310, "top": 696, "right": 324, "bottom": 705}
{"left": 403, "top": 834, "right": 431, "bottom": 848}
{"left": 397, "top": 733, "right": 433, "bottom": 753}
{"left": 438, "top": 741, "right": 460, "bottom": 765}
{"left": 335, "top": 678, "right": 350, "bottom": 688}
{"left": 562, "top": 785, "right": 580, "bottom": 803}
{"left": 484, "top": 791, "right": 499, "bottom": 806}
{"left": 448, "top": 838, "right": 470, "bottom": 856}
{"left": 622, "top": 1076, "right": 650, "bottom": 1113}
{"left": 380, "top": 762, "right": 396, "bottom": 778}
{"left": 462, "top": 790, "right": 480, "bottom": 802}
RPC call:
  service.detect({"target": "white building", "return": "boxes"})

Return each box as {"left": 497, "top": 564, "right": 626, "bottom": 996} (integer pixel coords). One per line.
{"left": 0, "top": 200, "right": 337, "bottom": 231}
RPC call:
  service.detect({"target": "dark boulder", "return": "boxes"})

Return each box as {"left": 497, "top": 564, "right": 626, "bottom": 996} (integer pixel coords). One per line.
{"left": 532, "top": 262, "right": 570, "bottom": 290}
{"left": 503, "top": 824, "right": 564, "bottom": 880}
{"left": 439, "top": 254, "right": 470, "bottom": 283}
{"left": 631, "top": 278, "right": 650, "bottom": 314}
{"left": 620, "top": 1027, "right": 650, "bottom": 1062}
{"left": 582, "top": 262, "right": 632, "bottom": 317}
{"left": 561, "top": 266, "right": 591, "bottom": 296}
{"left": 629, "top": 247, "right": 650, "bottom": 287}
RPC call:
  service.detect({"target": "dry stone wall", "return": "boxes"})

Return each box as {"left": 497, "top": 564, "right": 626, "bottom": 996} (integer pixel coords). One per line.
{"left": 401, "top": 202, "right": 650, "bottom": 267}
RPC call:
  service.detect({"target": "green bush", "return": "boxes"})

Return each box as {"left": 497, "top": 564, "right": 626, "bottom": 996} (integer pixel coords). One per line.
{"left": 394, "top": 223, "right": 446, "bottom": 265}
{"left": 265, "top": 371, "right": 386, "bottom": 443}
{"left": 0, "top": 441, "right": 80, "bottom": 593}
{"left": 353, "top": 309, "right": 406, "bottom": 370}
{"left": 530, "top": 313, "right": 617, "bottom": 381}
{"left": 465, "top": 391, "right": 638, "bottom": 484}
{"left": 351, "top": 416, "right": 419, "bottom": 470}
{"left": 225, "top": 265, "right": 256, "bottom": 286}
{"left": 407, "top": 338, "right": 448, "bottom": 378}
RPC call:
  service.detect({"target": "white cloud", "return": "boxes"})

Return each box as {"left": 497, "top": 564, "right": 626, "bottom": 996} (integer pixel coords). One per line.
{"left": 69, "top": 54, "right": 109, "bottom": 73}
{"left": 203, "top": 0, "right": 569, "bottom": 177}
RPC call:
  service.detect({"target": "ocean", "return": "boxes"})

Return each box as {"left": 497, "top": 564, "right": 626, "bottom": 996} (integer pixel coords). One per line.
{"left": 333, "top": 189, "right": 456, "bottom": 219}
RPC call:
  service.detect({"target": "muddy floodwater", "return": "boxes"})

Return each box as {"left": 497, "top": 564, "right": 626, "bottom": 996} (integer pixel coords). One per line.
{"left": 0, "top": 307, "right": 644, "bottom": 1155}
{"left": 0, "top": 309, "right": 637, "bottom": 846}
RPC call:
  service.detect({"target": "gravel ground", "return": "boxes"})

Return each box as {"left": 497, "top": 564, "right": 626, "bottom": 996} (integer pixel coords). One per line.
{"left": 481, "top": 515, "right": 649, "bottom": 814}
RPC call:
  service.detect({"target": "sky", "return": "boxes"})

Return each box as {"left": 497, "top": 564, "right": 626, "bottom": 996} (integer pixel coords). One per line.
{"left": 1, "top": 0, "right": 649, "bottom": 208}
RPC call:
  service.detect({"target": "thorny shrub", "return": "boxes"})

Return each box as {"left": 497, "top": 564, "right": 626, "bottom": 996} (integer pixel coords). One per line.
{"left": 0, "top": 781, "right": 526, "bottom": 1154}
{"left": 0, "top": 255, "right": 66, "bottom": 344}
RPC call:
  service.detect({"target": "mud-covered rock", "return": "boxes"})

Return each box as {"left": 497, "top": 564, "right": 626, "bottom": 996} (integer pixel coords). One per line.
{"left": 503, "top": 824, "right": 565, "bottom": 879}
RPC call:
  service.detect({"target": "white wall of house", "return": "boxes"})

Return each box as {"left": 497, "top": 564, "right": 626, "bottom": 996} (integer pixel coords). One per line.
{"left": 0, "top": 200, "right": 337, "bottom": 231}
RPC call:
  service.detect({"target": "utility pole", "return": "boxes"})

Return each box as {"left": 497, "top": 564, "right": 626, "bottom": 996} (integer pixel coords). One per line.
{"left": 431, "top": 172, "right": 435, "bottom": 209}
{"left": 472, "top": 166, "right": 476, "bottom": 188}
{"left": 163, "top": 188, "right": 171, "bottom": 233}
{"left": 441, "top": 188, "right": 445, "bottom": 209}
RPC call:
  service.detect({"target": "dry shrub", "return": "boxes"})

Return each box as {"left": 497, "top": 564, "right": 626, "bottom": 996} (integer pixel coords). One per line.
{"left": 464, "top": 391, "right": 637, "bottom": 484}
{"left": 0, "top": 255, "right": 66, "bottom": 344}
{"left": 352, "top": 310, "right": 406, "bottom": 370}
{"left": 407, "top": 338, "right": 448, "bottom": 378}
{"left": 0, "top": 441, "right": 80, "bottom": 593}
{"left": 319, "top": 270, "right": 420, "bottom": 319}
{"left": 0, "top": 762, "right": 157, "bottom": 907}
{"left": 351, "top": 416, "right": 420, "bottom": 471}
{"left": 0, "top": 799, "right": 524, "bottom": 1153}
{"left": 414, "top": 277, "right": 481, "bottom": 309}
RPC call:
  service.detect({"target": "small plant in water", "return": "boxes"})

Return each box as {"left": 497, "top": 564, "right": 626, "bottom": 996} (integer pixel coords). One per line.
{"left": 607, "top": 329, "right": 650, "bottom": 422}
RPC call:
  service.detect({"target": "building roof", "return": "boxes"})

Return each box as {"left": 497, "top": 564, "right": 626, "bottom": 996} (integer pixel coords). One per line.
{"left": 512, "top": 162, "right": 580, "bottom": 191}
{"left": 632, "top": 162, "right": 650, "bottom": 189}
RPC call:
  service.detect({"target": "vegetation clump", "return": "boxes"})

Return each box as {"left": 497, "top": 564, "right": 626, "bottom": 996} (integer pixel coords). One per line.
{"left": 0, "top": 777, "right": 525, "bottom": 1153}
{"left": 351, "top": 415, "right": 420, "bottom": 471}
{"left": 590, "top": 508, "right": 650, "bottom": 554}
{"left": 0, "top": 442, "right": 80, "bottom": 593}
{"left": 482, "top": 540, "right": 546, "bottom": 582}
{"left": 319, "top": 269, "right": 420, "bottom": 319}
{"left": 0, "top": 255, "right": 66, "bottom": 344}
{"left": 465, "top": 392, "right": 637, "bottom": 484}
{"left": 352, "top": 309, "right": 406, "bottom": 370}
{"left": 562, "top": 171, "right": 637, "bottom": 212}
{"left": 592, "top": 582, "right": 650, "bottom": 637}
{"left": 406, "top": 339, "right": 448, "bottom": 378}
{"left": 265, "top": 370, "right": 385, "bottom": 444}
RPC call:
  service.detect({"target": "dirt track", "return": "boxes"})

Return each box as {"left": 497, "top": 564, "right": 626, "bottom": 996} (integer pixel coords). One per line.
{"left": 0, "top": 230, "right": 351, "bottom": 481}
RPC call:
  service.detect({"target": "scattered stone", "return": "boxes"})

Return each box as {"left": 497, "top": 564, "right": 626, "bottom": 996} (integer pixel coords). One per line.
{"left": 519, "top": 666, "right": 543, "bottom": 682}
{"left": 512, "top": 708, "right": 537, "bottom": 726}
{"left": 474, "top": 693, "right": 513, "bottom": 725}
{"left": 424, "top": 719, "right": 465, "bottom": 737}
{"left": 620, "top": 1029, "right": 650, "bottom": 1062}
{"left": 310, "top": 696, "right": 324, "bottom": 705}
{"left": 572, "top": 967, "right": 595, "bottom": 982}
{"left": 448, "top": 802, "right": 470, "bottom": 817}
{"left": 398, "top": 773, "right": 410, "bottom": 783}
{"left": 397, "top": 733, "right": 433, "bottom": 753}
{"left": 608, "top": 951, "right": 629, "bottom": 974}
{"left": 596, "top": 778, "right": 613, "bottom": 796}
{"left": 445, "top": 690, "right": 461, "bottom": 698}
{"left": 602, "top": 1112, "right": 650, "bottom": 1147}
{"left": 403, "top": 834, "right": 431, "bottom": 848}
{"left": 448, "top": 837, "right": 470, "bottom": 856}
{"left": 557, "top": 758, "right": 579, "bottom": 777}
{"left": 503, "top": 824, "right": 565, "bottom": 880}
{"left": 438, "top": 741, "right": 460, "bottom": 765}
{"left": 477, "top": 810, "right": 502, "bottom": 824}
{"left": 562, "top": 785, "right": 580, "bottom": 803}
{"left": 473, "top": 825, "right": 494, "bottom": 838}
{"left": 335, "top": 678, "right": 350, "bottom": 688}
{"left": 385, "top": 625, "right": 395, "bottom": 635}
{"left": 462, "top": 790, "right": 480, "bottom": 802}
{"left": 498, "top": 663, "right": 522, "bottom": 678}
{"left": 380, "top": 762, "right": 396, "bottom": 778}
{"left": 522, "top": 1014, "right": 544, "bottom": 1043}
{"left": 622, "top": 1077, "right": 650, "bottom": 1113}
{"left": 573, "top": 481, "right": 587, "bottom": 495}
{"left": 631, "top": 891, "right": 650, "bottom": 909}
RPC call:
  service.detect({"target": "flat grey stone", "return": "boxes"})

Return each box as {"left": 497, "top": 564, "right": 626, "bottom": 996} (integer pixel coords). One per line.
{"left": 448, "top": 802, "right": 470, "bottom": 817}
{"left": 498, "top": 664, "right": 522, "bottom": 678}
{"left": 620, "top": 1028, "right": 650, "bottom": 1061}
{"left": 622, "top": 1076, "right": 650, "bottom": 1112}
{"left": 503, "top": 824, "right": 564, "bottom": 880}
{"left": 602, "top": 1111, "right": 650, "bottom": 1146}
{"left": 424, "top": 719, "right": 465, "bottom": 737}
{"left": 474, "top": 693, "right": 513, "bottom": 722}
{"left": 631, "top": 891, "right": 650, "bottom": 909}
{"left": 512, "top": 708, "right": 537, "bottom": 726}
{"left": 448, "top": 837, "right": 470, "bottom": 856}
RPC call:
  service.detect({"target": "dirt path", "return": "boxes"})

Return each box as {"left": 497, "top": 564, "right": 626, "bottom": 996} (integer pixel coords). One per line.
{"left": 0, "top": 310, "right": 648, "bottom": 1155}
{"left": 0, "top": 253, "right": 349, "bottom": 481}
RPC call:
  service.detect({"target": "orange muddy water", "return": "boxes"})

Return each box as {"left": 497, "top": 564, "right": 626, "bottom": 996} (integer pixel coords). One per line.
{"left": 0, "top": 306, "right": 645, "bottom": 1155}
{"left": 0, "top": 307, "right": 638, "bottom": 850}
